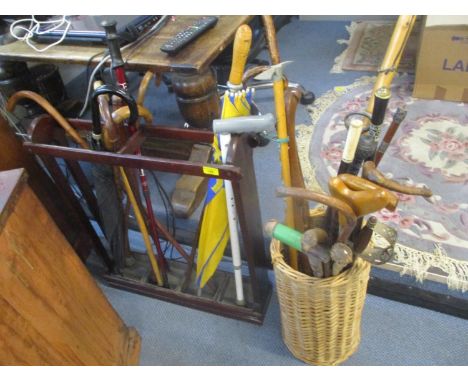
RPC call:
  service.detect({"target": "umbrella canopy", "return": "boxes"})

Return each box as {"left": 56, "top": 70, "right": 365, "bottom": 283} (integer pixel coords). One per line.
{"left": 195, "top": 141, "right": 229, "bottom": 288}
{"left": 196, "top": 90, "right": 252, "bottom": 288}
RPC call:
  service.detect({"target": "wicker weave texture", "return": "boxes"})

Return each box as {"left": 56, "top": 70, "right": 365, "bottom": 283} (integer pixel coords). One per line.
{"left": 271, "top": 239, "right": 371, "bottom": 366}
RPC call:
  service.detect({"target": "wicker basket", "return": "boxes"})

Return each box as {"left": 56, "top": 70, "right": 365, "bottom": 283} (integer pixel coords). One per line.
{"left": 271, "top": 238, "right": 371, "bottom": 366}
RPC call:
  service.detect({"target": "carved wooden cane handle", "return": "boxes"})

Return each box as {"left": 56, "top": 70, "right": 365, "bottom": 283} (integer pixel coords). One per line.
{"left": 329, "top": 176, "right": 398, "bottom": 217}
{"left": 363, "top": 161, "right": 433, "bottom": 197}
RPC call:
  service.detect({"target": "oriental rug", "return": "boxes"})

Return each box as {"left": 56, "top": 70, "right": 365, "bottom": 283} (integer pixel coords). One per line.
{"left": 331, "top": 21, "right": 419, "bottom": 74}
{"left": 296, "top": 74, "right": 468, "bottom": 290}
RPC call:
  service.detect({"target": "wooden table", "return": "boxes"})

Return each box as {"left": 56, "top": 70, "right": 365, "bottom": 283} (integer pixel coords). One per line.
{"left": 0, "top": 15, "right": 253, "bottom": 74}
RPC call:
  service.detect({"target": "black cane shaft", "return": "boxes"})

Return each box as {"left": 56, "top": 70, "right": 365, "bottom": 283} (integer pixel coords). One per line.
{"left": 349, "top": 87, "right": 391, "bottom": 174}
{"left": 337, "top": 161, "right": 353, "bottom": 175}
{"left": 371, "top": 87, "right": 391, "bottom": 127}
{"left": 353, "top": 216, "right": 377, "bottom": 254}
{"left": 102, "top": 20, "right": 124, "bottom": 69}
{"left": 101, "top": 20, "right": 117, "bottom": 34}
{"left": 349, "top": 134, "right": 375, "bottom": 175}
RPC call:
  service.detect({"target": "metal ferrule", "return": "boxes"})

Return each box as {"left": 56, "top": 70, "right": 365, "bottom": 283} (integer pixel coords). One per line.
{"left": 226, "top": 81, "right": 243, "bottom": 92}
{"left": 378, "top": 141, "right": 389, "bottom": 152}
{"left": 91, "top": 132, "right": 102, "bottom": 141}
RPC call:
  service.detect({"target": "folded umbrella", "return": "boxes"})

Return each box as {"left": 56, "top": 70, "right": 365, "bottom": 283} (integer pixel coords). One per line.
{"left": 196, "top": 24, "right": 252, "bottom": 305}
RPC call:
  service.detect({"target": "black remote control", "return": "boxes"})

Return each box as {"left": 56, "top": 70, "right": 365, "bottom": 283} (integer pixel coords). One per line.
{"left": 160, "top": 16, "right": 219, "bottom": 55}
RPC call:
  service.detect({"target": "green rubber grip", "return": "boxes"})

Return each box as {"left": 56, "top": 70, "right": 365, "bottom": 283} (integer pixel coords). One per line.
{"left": 272, "top": 223, "right": 303, "bottom": 252}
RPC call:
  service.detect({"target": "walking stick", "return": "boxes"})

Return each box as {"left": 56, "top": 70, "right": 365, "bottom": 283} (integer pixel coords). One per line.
{"left": 284, "top": 87, "right": 312, "bottom": 273}
{"left": 91, "top": 84, "right": 165, "bottom": 286}
{"left": 274, "top": 187, "right": 358, "bottom": 277}
{"left": 374, "top": 108, "right": 407, "bottom": 166}
{"left": 337, "top": 118, "right": 365, "bottom": 175}
{"left": 366, "top": 15, "right": 417, "bottom": 115}
{"left": 349, "top": 86, "right": 391, "bottom": 175}
{"left": 101, "top": 20, "right": 169, "bottom": 283}
{"left": 325, "top": 117, "right": 365, "bottom": 245}
{"left": 342, "top": 16, "right": 416, "bottom": 175}
{"left": 260, "top": 15, "right": 298, "bottom": 270}
{"left": 7, "top": 89, "right": 163, "bottom": 285}
{"left": 261, "top": 16, "right": 281, "bottom": 65}
{"left": 362, "top": 161, "right": 432, "bottom": 197}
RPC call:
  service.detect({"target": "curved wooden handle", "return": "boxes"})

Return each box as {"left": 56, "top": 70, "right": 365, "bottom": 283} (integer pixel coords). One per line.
{"left": 242, "top": 65, "right": 270, "bottom": 87}
{"left": 328, "top": 177, "right": 398, "bottom": 217}
{"left": 362, "top": 161, "right": 433, "bottom": 197}
{"left": 6, "top": 90, "right": 89, "bottom": 149}
{"left": 261, "top": 15, "right": 280, "bottom": 65}
{"left": 276, "top": 186, "right": 357, "bottom": 244}
{"left": 277, "top": 186, "right": 355, "bottom": 218}
{"left": 338, "top": 173, "right": 398, "bottom": 207}
{"left": 93, "top": 80, "right": 121, "bottom": 151}
{"left": 228, "top": 24, "right": 252, "bottom": 86}
{"left": 112, "top": 105, "right": 153, "bottom": 125}
{"left": 137, "top": 71, "right": 155, "bottom": 106}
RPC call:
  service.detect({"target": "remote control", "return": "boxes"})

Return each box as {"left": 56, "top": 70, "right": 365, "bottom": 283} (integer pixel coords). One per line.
{"left": 160, "top": 16, "right": 219, "bottom": 55}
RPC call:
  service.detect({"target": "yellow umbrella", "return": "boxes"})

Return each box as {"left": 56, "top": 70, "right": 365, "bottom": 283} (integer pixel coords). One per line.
{"left": 196, "top": 24, "right": 252, "bottom": 304}
{"left": 196, "top": 135, "right": 229, "bottom": 288}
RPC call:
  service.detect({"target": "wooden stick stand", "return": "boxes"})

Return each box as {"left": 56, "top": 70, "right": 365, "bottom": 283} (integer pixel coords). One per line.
{"left": 24, "top": 116, "right": 271, "bottom": 324}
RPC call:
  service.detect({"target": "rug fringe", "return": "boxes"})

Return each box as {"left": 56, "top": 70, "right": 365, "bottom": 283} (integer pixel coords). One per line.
{"left": 330, "top": 22, "right": 359, "bottom": 74}
{"left": 299, "top": 75, "right": 468, "bottom": 292}
{"left": 393, "top": 243, "right": 468, "bottom": 292}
